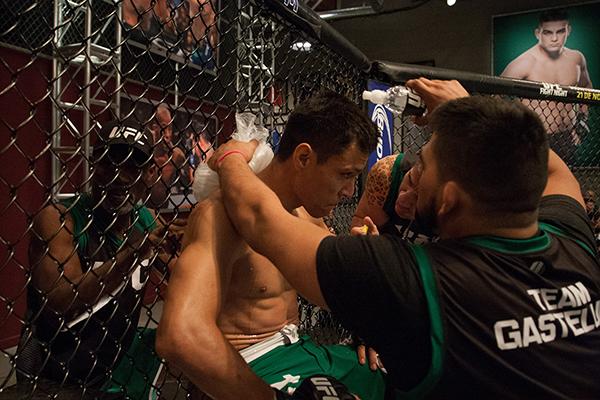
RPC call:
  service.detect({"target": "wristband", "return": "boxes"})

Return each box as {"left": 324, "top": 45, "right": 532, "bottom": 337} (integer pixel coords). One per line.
{"left": 216, "top": 150, "right": 245, "bottom": 168}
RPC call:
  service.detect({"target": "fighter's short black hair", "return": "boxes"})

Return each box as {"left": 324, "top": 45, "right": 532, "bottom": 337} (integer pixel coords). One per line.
{"left": 539, "top": 8, "right": 569, "bottom": 25}
{"left": 276, "top": 90, "right": 378, "bottom": 164}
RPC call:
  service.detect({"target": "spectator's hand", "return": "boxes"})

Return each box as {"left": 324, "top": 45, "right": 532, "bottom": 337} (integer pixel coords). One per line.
{"left": 164, "top": 217, "right": 186, "bottom": 252}
{"left": 155, "top": 218, "right": 187, "bottom": 254}
{"left": 356, "top": 344, "right": 383, "bottom": 371}
{"left": 165, "top": 217, "right": 187, "bottom": 237}
{"left": 136, "top": 220, "right": 183, "bottom": 261}
{"left": 207, "top": 139, "right": 258, "bottom": 171}
{"left": 350, "top": 216, "right": 379, "bottom": 236}
{"left": 146, "top": 225, "right": 167, "bottom": 258}
{"left": 406, "top": 78, "right": 469, "bottom": 125}
{"left": 133, "top": 237, "right": 154, "bottom": 262}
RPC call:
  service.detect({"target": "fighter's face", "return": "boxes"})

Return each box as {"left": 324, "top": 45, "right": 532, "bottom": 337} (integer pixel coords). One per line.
{"left": 296, "top": 143, "right": 368, "bottom": 218}
{"left": 413, "top": 137, "right": 442, "bottom": 236}
{"left": 536, "top": 20, "right": 570, "bottom": 53}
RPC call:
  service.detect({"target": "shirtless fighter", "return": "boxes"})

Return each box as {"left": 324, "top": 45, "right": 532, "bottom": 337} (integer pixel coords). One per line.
{"left": 501, "top": 8, "right": 593, "bottom": 163}
{"left": 156, "top": 91, "right": 387, "bottom": 400}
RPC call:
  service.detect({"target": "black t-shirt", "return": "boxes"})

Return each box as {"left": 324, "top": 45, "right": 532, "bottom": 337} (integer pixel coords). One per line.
{"left": 317, "top": 195, "right": 600, "bottom": 399}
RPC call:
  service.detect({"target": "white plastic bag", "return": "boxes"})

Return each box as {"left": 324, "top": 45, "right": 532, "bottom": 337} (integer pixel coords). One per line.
{"left": 192, "top": 113, "right": 275, "bottom": 202}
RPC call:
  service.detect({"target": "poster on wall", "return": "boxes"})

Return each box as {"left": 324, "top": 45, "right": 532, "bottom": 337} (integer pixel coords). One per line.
{"left": 493, "top": 2, "right": 600, "bottom": 166}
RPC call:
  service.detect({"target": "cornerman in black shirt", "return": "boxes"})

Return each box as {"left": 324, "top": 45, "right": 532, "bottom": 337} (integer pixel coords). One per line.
{"left": 207, "top": 78, "right": 600, "bottom": 399}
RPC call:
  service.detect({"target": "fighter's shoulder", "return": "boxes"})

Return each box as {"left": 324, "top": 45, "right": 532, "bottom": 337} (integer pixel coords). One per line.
{"left": 564, "top": 48, "right": 586, "bottom": 63}
{"left": 183, "top": 195, "right": 243, "bottom": 252}
{"left": 506, "top": 49, "right": 537, "bottom": 69}
{"left": 187, "top": 192, "right": 232, "bottom": 234}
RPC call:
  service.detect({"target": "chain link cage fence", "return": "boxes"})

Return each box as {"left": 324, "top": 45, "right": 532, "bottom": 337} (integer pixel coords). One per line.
{"left": 392, "top": 96, "right": 600, "bottom": 165}
{"left": 0, "top": 0, "right": 366, "bottom": 398}
{"left": 2, "top": 1, "right": 600, "bottom": 399}
{"left": 372, "top": 62, "right": 600, "bottom": 241}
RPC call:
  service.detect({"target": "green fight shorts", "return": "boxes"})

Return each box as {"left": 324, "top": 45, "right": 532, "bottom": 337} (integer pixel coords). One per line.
{"left": 248, "top": 335, "right": 387, "bottom": 400}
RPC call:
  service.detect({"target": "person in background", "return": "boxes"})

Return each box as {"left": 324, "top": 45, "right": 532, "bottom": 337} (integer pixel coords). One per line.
{"left": 188, "top": 0, "right": 218, "bottom": 67}
{"left": 122, "top": 0, "right": 172, "bottom": 36}
{"left": 149, "top": 103, "right": 187, "bottom": 208}
{"left": 187, "top": 130, "right": 215, "bottom": 183}
{"left": 583, "top": 189, "right": 600, "bottom": 245}
{"left": 17, "top": 121, "right": 184, "bottom": 397}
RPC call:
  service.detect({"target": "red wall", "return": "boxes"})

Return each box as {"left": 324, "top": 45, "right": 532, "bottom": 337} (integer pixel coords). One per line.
{"left": 0, "top": 48, "right": 53, "bottom": 348}
{"left": 0, "top": 46, "right": 234, "bottom": 349}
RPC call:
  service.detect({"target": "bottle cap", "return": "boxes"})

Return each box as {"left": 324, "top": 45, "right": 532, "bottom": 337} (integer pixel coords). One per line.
{"left": 362, "top": 90, "right": 388, "bottom": 105}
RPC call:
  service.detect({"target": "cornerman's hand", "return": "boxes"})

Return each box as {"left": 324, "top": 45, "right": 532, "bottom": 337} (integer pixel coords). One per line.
{"left": 356, "top": 344, "right": 383, "bottom": 372}
{"left": 207, "top": 139, "right": 258, "bottom": 171}
{"left": 350, "top": 216, "right": 379, "bottom": 236}
{"left": 406, "top": 78, "right": 469, "bottom": 125}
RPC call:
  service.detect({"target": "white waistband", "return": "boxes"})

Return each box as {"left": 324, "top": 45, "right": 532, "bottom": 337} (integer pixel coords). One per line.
{"left": 239, "top": 324, "right": 299, "bottom": 364}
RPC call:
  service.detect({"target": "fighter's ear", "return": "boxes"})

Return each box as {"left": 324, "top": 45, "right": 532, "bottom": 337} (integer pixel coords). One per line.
{"left": 292, "top": 143, "right": 314, "bottom": 169}
{"left": 566, "top": 23, "right": 572, "bottom": 36}
{"left": 534, "top": 27, "right": 541, "bottom": 40}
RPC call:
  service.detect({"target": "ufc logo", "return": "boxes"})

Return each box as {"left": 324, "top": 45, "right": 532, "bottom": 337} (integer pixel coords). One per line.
{"left": 310, "top": 377, "right": 339, "bottom": 399}
{"left": 108, "top": 126, "right": 146, "bottom": 145}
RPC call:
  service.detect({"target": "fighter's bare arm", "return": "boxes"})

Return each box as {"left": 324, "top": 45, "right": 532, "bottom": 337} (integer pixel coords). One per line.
{"left": 156, "top": 196, "right": 274, "bottom": 400}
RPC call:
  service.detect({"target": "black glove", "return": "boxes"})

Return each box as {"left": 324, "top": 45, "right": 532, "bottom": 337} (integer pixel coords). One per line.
{"left": 289, "top": 375, "right": 357, "bottom": 400}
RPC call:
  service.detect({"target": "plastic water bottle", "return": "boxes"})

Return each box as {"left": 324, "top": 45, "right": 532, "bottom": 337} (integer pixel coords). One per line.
{"left": 362, "top": 86, "right": 426, "bottom": 116}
